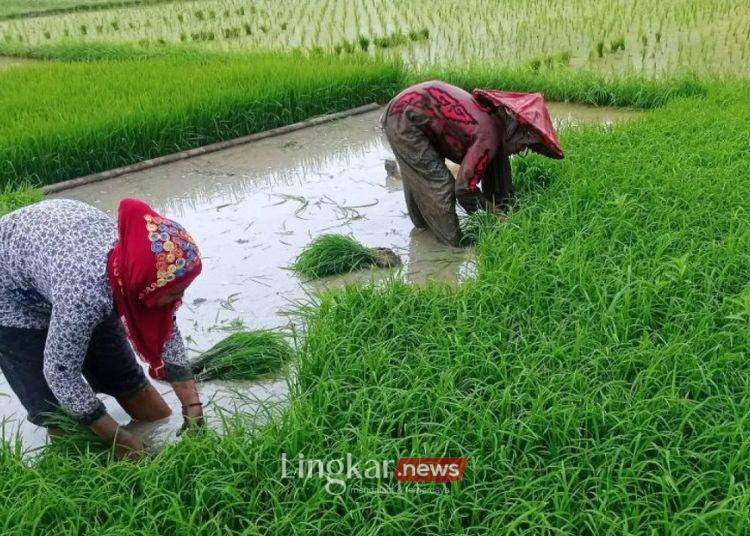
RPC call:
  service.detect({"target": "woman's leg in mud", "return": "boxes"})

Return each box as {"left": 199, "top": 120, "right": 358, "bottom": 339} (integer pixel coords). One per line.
{"left": 399, "top": 161, "right": 428, "bottom": 229}
{"left": 116, "top": 385, "right": 171, "bottom": 422}
{"left": 383, "top": 114, "right": 462, "bottom": 247}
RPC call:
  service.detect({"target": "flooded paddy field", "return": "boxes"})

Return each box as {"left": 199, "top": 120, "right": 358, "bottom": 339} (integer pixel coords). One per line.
{"left": 1, "top": 104, "right": 640, "bottom": 451}
{"left": 2, "top": 0, "right": 749, "bottom": 76}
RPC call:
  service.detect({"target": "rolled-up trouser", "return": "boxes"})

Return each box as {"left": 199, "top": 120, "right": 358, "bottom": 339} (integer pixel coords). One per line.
{"left": 382, "top": 110, "right": 462, "bottom": 247}
{"left": 0, "top": 312, "right": 150, "bottom": 426}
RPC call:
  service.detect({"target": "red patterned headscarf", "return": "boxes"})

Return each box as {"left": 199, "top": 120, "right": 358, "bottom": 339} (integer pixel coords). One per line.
{"left": 106, "top": 198, "right": 202, "bottom": 379}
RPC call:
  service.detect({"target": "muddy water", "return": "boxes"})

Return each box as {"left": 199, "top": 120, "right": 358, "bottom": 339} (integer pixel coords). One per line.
{"left": 546, "top": 102, "right": 640, "bottom": 127}
{"left": 0, "top": 104, "right": 641, "bottom": 451}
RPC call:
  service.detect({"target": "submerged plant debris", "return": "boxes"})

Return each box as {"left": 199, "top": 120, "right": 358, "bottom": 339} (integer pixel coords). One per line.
{"left": 292, "top": 233, "right": 401, "bottom": 279}
{"left": 190, "top": 330, "right": 295, "bottom": 381}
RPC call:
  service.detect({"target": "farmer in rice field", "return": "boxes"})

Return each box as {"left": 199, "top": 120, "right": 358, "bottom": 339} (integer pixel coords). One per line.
{"left": 0, "top": 198, "right": 204, "bottom": 459}
{"left": 382, "top": 80, "right": 564, "bottom": 247}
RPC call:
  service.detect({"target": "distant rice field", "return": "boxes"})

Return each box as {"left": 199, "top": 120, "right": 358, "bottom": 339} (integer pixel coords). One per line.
{"left": 1, "top": 0, "right": 749, "bottom": 76}
{"left": 0, "top": 0, "right": 184, "bottom": 19}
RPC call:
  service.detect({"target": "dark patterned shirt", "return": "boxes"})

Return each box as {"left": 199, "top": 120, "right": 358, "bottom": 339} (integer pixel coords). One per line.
{"left": 0, "top": 200, "right": 190, "bottom": 420}
{"left": 387, "top": 81, "right": 503, "bottom": 193}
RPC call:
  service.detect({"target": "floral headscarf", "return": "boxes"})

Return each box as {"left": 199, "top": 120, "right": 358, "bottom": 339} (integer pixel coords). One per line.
{"left": 106, "top": 198, "right": 202, "bottom": 379}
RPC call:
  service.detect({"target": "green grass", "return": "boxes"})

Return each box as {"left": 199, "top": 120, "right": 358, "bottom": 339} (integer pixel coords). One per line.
{"left": 190, "top": 331, "right": 295, "bottom": 381}
{"left": 459, "top": 210, "right": 501, "bottom": 246}
{"left": 0, "top": 44, "right": 402, "bottom": 188}
{"left": 2, "top": 79, "right": 750, "bottom": 533}
{"left": 0, "top": 185, "right": 42, "bottom": 216}
{"left": 292, "top": 234, "right": 383, "bottom": 279}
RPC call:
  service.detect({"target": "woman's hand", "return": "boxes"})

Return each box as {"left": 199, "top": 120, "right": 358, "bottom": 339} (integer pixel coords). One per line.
{"left": 90, "top": 413, "right": 148, "bottom": 460}
{"left": 178, "top": 402, "right": 205, "bottom": 436}
{"left": 171, "top": 379, "right": 205, "bottom": 436}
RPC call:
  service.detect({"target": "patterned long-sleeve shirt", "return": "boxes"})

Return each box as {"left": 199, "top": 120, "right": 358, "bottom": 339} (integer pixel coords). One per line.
{"left": 386, "top": 81, "right": 505, "bottom": 194}
{"left": 0, "top": 199, "right": 191, "bottom": 421}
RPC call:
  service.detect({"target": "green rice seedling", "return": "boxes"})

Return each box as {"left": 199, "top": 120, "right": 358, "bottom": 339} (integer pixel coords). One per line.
{"left": 595, "top": 40, "right": 604, "bottom": 57}
{"left": 280, "top": 22, "right": 288, "bottom": 31}
{"left": 191, "top": 31, "right": 214, "bottom": 42}
{"left": 357, "top": 34, "right": 370, "bottom": 51}
{"left": 389, "top": 32, "right": 408, "bottom": 46}
{"left": 194, "top": 10, "right": 204, "bottom": 21}
{"left": 190, "top": 330, "right": 295, "bottom": 381}
{"left": 0, "top": 45, "right": 403, "bottom": 188}
{"left": 5, "top": 81, "right": 750, "bottom": 534}
{"left": 459, "top": 210, "right": 501, "bottom": 245}
{"left": 223, "top": 27, "right": 241, "bottom": 40}
{"left": 610, "top": 36, "right": 625, "bottom": 52}
{"left": 0, "top": 184, "right": 42, "bottom": 216}
{"left": 292, "top": 234, "right": 399, "bottom": 279}
{"left": 78, "top": 24, "right": 87, "bottom": 35}
{"left": 417, "top": 64, "right": 706, "bottom": 108}
{"left": 1, "top": 0, "right": 749, "bottom": 77}
{"left": 40, "top": 411, "right": 111, "bottom": 458}
{"left": 43, "top": 30, "right": 51, "bottom": 39}
{"left": 243, "top": 22, "right": 252, "bottom": 35}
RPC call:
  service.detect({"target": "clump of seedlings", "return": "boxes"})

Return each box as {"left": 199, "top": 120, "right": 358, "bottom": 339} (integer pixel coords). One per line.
{"left": 293, "top": 234, "right": 401, "bottom": 279}
{"left": 42, "top": 412, "right": 112, "bottom": 458}
{"left": 190, "top": 330, "right": 295, "bottom": 381}
{"left": 357, "top": 34, "right": 370, "bottom": 51}
{"left": 610, "top": 36, "right": 625, "bottom": 53}
{"left": 460, "top": 210, "right": 501, "bottom": 245}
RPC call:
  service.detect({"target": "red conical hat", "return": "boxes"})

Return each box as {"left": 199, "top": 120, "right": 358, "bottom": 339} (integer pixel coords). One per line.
{"left": 472, "top": 89, "right": 564, "bottom": 159}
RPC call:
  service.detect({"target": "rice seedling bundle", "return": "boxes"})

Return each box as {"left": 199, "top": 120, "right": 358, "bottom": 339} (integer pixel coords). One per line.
{"left": 190, "top": 330, "right": 295, "bottom": 381}
{"left": 292, "top": 234, "right": 401, "bottom": 279}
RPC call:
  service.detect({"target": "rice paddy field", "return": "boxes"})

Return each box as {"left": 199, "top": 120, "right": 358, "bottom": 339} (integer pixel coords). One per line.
{"left": 2, "top": 0, "right": 750, "bottom": 76}
{"left": 2, "top": 0, "right": 750, "bottom": 533}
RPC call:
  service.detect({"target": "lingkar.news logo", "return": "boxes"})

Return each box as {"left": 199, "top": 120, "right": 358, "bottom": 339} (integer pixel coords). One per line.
{"left": 281, "top": 453, "right": 468, "bottom": 495}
